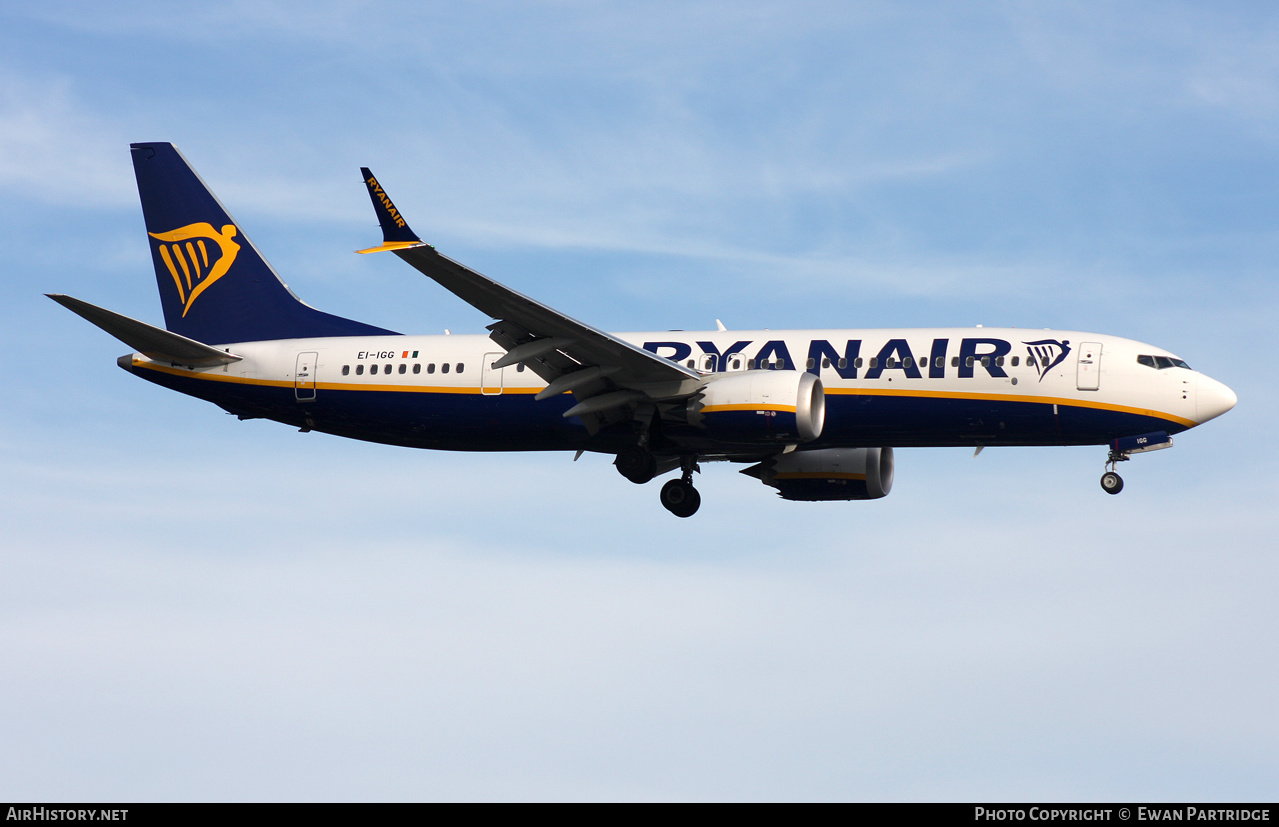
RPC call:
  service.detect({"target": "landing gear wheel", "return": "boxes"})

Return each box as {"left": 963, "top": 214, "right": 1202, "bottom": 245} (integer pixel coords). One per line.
{"left": 660, "top": 478, "right": 701, "bottom": 518}
{"left": 1100, "top": 471, "right": 1124, "bottom": 495}
{"left": 615, "top": 446, "right": 657, "bottom": 484}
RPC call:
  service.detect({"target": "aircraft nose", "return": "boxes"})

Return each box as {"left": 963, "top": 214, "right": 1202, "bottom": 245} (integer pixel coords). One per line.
{"left": 1196, "top": 374, "right": 1237, "bottom": 423}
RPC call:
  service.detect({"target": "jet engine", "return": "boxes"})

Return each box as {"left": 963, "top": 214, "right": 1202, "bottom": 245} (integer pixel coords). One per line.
{"left": 686, "top": 370, "right": 825, "bottom": 444}
{"left": 743, "top": 447, "right": 894, "bottom": 501}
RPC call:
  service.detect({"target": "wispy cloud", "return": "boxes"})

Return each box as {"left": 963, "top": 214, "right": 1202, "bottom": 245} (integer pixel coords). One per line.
{"left": 0, "top": 69, "right": 133, "bottom": 206}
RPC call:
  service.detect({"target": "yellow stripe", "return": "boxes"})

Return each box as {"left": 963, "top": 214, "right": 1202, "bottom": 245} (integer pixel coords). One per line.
{"left": 775, "top": 472, "right": 867, "bottom": 481}
{"left": 824, "top": 386, "right": 1197, "bottom": 429}
{"left": 702, "top": 403, "right": 797, "bottom": 414}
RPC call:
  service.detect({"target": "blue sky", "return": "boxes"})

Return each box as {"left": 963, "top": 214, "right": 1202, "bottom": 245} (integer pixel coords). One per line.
{"left": 2, "top": 1, "right": 1275, "bottom": 801}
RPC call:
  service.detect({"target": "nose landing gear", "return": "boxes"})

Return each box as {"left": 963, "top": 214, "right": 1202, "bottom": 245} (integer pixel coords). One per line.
{"left": 1100, "top": 449, "right": 1128, "bottom": 495}
{"left": 1100, "top": 468, "right": 1124, "bottom": 494}
{"left": 1099, "top": 431, "right": 1174, "bottom": 495}
{"left": 660, "top": 457, "right": 702, "bottom": 517}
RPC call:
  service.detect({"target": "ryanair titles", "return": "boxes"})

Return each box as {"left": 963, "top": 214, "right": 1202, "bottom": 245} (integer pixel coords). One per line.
{"left": 642, "top": 336, "right": 1072, "bottom": 380}
{"left": 365, "top": 175, "right": 407, "bottom": 229}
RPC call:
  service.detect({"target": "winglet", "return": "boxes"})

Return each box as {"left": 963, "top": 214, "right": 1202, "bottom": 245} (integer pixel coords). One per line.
{"left": 356, "top": 167, "right": 428, "bottom": 254}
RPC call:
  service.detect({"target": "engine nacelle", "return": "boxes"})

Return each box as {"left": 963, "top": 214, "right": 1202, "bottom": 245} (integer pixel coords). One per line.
{"left": 744, "top": 447, "right": 895, "bottom": 501}
{"left": 687, "top": 370, "right": 825, "bottom": 444}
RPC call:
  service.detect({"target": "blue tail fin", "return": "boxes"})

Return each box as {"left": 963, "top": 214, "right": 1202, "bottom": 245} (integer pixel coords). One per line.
{"left": 131, "top": 142, "right": 397, "bottom": 344}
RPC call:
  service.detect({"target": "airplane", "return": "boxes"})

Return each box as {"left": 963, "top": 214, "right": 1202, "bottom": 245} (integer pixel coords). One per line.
{"left": 49, "top": 142, "right": 1237, "bottom": 517}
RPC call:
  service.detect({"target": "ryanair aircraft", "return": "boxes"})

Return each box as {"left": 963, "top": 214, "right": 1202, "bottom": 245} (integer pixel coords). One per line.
{"left": 50, "top": 143, "right": 1237, "bottom": 517}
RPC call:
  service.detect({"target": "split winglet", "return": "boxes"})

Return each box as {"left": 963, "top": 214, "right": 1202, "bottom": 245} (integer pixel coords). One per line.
{"left": 356, "top": 167, "right": 429, "bottom": 254}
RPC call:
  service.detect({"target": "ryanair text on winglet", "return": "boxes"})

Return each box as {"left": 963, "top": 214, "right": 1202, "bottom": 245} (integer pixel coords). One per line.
{"left": 366, "top": 175, "right": 407, "bottom": 229}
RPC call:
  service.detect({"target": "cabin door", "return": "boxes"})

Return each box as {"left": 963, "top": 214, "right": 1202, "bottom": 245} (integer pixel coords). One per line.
{"left": 481, "top": 352, "right": 505, "bottom": 395}
{"left": 295, "top": 351, "right": 318, "bottom": 401}
{"left": 1076, "top": 342, "right": 1102, "bottom": 391}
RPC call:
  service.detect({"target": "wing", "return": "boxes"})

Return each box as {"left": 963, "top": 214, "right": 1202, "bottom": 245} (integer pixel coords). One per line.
{"left": 356, "top": 168, "right": 703, "bottom": 431}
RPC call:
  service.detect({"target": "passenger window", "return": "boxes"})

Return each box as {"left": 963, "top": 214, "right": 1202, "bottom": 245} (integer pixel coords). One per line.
{"left": 413, "top": 364, "right": 421, "bottom": 374}
{"left": 1011, "top": 356, "right": 1019, "bottom": 367}
{"left": 995, "top": 356, "right": 1004, "bottom": 367}
{"left": 427, "top": 364, "right": 436, "bottom": 374}
{"left": 457, "top": 363, "right": 464, "bottom": 373}
{"left": 838, "top": 358, "right": 848, "bottom": 369}
{"left": 869, "top": 357, "right": 878, "bottom": 369}
{"left": 517, "top": 363, "right": 525, "bottom": 372}
{"left": 399, "top": 364, "right": 406, "bottom": 374}
{"left": 384, "top": 364, "right": 391, "bottom": 374}
{"left": 370, "top": 364, "right": 378, "bottom": 375}
{"left": 342, "top": 365, "right": 350, "bottom": 376}
{"left": 966, "top": 357, "right": 974, "bottom": 367}
{"left": 747, "top": 359, "right": 756, "bottom": 369}
{"left": 823, "top": 358, "right": 831, "bottom": 369}
{"left": 903, "top": 357, "right": 913, "bottom": 368}
{"left": 935, "top": 357, "right": 943, "bottom": 368}
{"left": 807, "top": 358, "right": 816, "bottom": 369}
{"left": 885, "top": 358, "right": 896, "bottom": 368}
{"left": 853, "top": 358, "right": 861, "bottom": 368}
{"left": 981, "top": 356, "right": 990, "bottom": 367}
{"left": 356, "top": 364, "right": 364, "bottom": 376}
{"left": 951, "top": 357, "right": 959, "bottom": 367}
{"left": 442, "top": 363, "right": 450, "bottom": 374}
{"left": 687, "top": 359, "right": 694, "bottom": 368}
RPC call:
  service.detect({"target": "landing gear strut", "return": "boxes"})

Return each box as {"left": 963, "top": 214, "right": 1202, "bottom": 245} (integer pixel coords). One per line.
{"left": 660, "top": 457, "right": 702, "bottom": 518}
{"left": 1100, "top": 449, "right": 1128, "bottom": 495}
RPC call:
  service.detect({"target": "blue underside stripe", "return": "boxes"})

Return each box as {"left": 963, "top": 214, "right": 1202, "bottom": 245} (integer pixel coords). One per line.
{"left": 130, "top": 363, "right": 1193, "bottom": 452}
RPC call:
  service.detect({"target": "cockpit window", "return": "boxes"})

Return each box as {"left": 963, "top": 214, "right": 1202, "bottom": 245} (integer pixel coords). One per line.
{"left": 1137, "top": 354, "right": 1191, "bottom": 370}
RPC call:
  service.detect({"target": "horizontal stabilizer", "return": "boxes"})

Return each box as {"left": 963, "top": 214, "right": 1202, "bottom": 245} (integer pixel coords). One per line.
{"left": 47, "top": 294, "right": 241, "bottom": 366}
{"left": 356, "top": 167, "right": 427, "bottom": 254}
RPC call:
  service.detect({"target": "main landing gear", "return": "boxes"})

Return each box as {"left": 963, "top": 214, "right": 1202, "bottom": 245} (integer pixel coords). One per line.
{"left": 614, "top": 444, "right": 702, "bottom": 517}
{"left": 660, "top": 459, "right": 702, "bottom": 518}
{"left": 615, "top": 444, "right": 658, "bottom": 484}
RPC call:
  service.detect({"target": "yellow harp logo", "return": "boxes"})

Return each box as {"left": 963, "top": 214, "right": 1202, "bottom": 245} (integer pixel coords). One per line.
{"left": 148, "top": 223, "right": 241, "bottom": 317}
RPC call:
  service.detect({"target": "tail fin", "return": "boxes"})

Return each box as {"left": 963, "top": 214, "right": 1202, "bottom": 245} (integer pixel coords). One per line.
{"left": 131, "top": 142, "right": 396, "bottom": 343}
